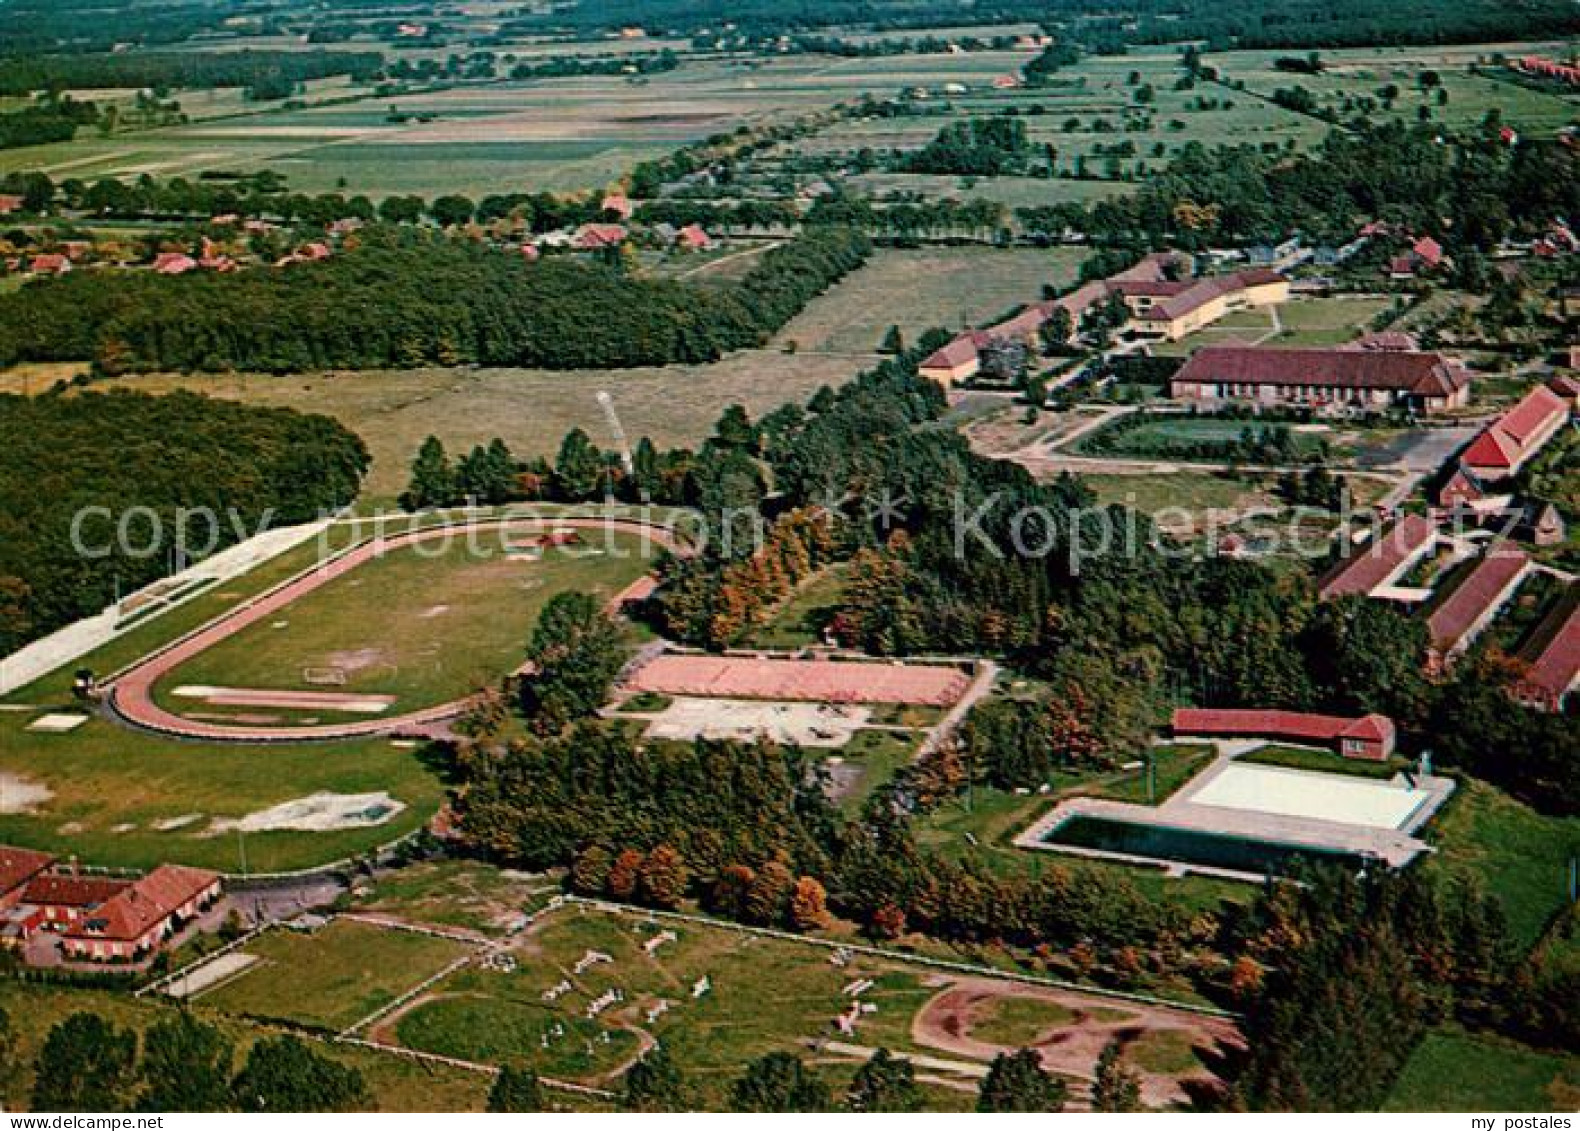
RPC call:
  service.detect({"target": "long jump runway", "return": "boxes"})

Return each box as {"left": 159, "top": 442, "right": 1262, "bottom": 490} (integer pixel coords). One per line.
{"left": 106, "top": 517, "right": 686, "bottom": 744}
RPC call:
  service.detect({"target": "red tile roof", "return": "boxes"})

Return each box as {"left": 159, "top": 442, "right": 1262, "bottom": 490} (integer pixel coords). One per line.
{"left": 1424, "top": 545, "right": 1529, "bottom": 654}
{"left": 1317, "top": 514, "right": 1439, "bottom": 599}
{"left": 1520, "top": 584, "right": 1580, "bottom": 707}
{"left": 0, "top": 193, "right": 23, "bottom": 213}
{"left": 153, "top": 252, "right": 198, "bottom": 275}
{"left": 1175, "top": 346, "right": 1468, "bottom": 397}
{"left": 64, "top": 864, "right": 219, "bottom": 943}
{"left": 1412, "top": 236, "right": 1444, "bottom": 267}
{"left": 0, "top": 847, "right": 55, "bottom": 897}
{"left": 920, "top": 332, "right": 986, "bottom": 371}
{"left": 1172, "top": 708, "right": 1396, "bottom": 746}
{"left": 1461, "top": 385, "right": 1568, "bottom": 472}
{"left": 573, "top": 223, "right": 627, "bottom": 249}
{"left": 23, "top": 873, "right": 130, "bottom": 909}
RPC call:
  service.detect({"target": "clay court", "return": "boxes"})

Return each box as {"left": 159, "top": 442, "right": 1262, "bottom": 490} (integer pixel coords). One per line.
{"left": 626, "top": 653, "right": 971, "bottom": 707}
{"left": 640, "top": 698, "right": 871, "bottom": 747}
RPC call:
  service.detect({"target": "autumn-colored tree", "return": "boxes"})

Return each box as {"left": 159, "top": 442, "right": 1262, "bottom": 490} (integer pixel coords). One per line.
{"left": 606, "top": 848, "right": 644, "bottom": 900}
{"left": 744, "top": 860, "right": 794, "bottom": 926}
{"left": 709, "top": 864, "right": 756, "bottom": 920}
{"left": 570, "top": 845, "right": 613, "bottom": 896}
{"left": 638, "top": 845, "right": 688, "bottom": 909}
{"left": 870, "top": 903, "right": 907, "bottom": 940}
{"left": 788, "top": 876, "right": 830, "bottom": 932}
{"left": 1228, "top": 955, "right": 1266, "bottom": 1004}
{"left": 1046, "top": 685, "right": 1102, "bottom": 765}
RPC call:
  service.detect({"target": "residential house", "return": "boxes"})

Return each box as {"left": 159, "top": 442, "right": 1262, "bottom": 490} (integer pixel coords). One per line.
{"left": 600, "top": 192, "right": 635, "bottom": 221}
{"left": 1171, "top": 708, "right": 1397, "bottom": 760}
{"left": 0, "top": 193, "right": 23, "bottom": 215}
{"left": 918, "top": 331, "right": 987, "bottom": 386}
{"left": 29, "top": 253, "right": 70, "bottom": 276}
{"left": 1389, "top": 235, "right": 1445, "bottom": 279}
{"left": 153, "top": 252, "right": 199, "bottom": 276}
{"left": 60, "top": 864, "right": 221, "bottom": 963}
{"left": 572, "top": 223, "right": 628, "bottom": 251}
{"left": 1170, "top": 346, "right": 1472, "bottom": 414}
{"left": 676, "top": 223, "right": 713, "bottom": 252}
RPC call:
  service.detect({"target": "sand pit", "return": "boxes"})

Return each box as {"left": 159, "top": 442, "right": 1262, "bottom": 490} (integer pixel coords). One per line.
{"left": 208, "top": 791, "right": 406, "bottom": 834}
{"left": 165, "top": 952, "right": 259, "bottom": 999}
{"left": 0, "top": 772, "right": 53, "bottom": 814}
{"left": 629, "top": 654, "right": 970, "bottom": 707}
{"left": 173, "top": 686, "right": 395, "bottom": 715}
{"left": 643, "top": 698, "right": 870, "bottom": 747}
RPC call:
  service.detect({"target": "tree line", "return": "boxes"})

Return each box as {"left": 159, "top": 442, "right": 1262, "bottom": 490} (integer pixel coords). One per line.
{"left": 0, "top": 390, "right": 369, "bottom": 653}
{"left": 0, "top": 226, "right": 871, "bottom": 375}
{"left": 0, "top": 49, "right": 385, "bottom": 99}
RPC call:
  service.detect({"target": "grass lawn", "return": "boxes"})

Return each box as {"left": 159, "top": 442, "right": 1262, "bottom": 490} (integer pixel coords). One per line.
{"left": 0, "top": 980, "right": 493, "bottom": 1112}
{"left": 833, "top": 729, "right": 924, "bottom": 814}
{"left": 1096, "top": 744, "right": 1216, "bottom": 805}
{"left": 749, "top": 564, "right": 850, "bottom": 649}
{"left": 1423, "top": 777, "right": 1580, "bottom": 951}
{"left": 1237, "top": 744, "right": 1406, "bottom": 780}
{"left": 1073, "top": 415, "right": 1329, "bottom": 462}
{"left": 1385, "top": 1030, "right": 1580, "bottom": 1111}
{"left": 0, "top": 711, "right": 444, "bottom": 873}
{"left": 351, "top": 859, "right": 559, "bottom": 936}
{"left": 151, "top": 532, "right": 651, "bottom": 715}
{"left": 1078, "top": 471, "right": 1268, "bottom": 515}
{"left": 1271, "top": 295, "right": 1394, "bottom": 347}
{"left": 200, "top": 919, "right": 476, "bottom": 1033}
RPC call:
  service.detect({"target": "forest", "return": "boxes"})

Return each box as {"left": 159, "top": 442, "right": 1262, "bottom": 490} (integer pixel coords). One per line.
{"left": 0, "top": 390, "right": 368, "bottom": 653}
{"left": 0, "top": 49, "right": 385, "bottom": 98}
{"left": 0, "top": 227, "right": 870, "bottom": 374}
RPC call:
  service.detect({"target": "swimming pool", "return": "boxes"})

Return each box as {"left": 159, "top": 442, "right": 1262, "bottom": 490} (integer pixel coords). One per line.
{"left": 1042, "top": 814, "right": 1368, "bottom": 876}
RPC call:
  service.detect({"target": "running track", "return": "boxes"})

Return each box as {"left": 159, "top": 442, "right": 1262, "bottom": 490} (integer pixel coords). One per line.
{"left": 107, "top": 517, "right": 688, "bottom": 744}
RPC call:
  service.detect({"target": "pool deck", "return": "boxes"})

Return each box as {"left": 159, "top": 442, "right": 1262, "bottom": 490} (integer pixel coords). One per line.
{"left": 1014, "top": 751, "right": 1456, "bottom": 878}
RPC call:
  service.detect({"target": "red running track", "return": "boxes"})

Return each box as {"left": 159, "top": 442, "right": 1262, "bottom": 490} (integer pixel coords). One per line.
{"left": 108, "top": 517, "right": 686, "bottom": 743}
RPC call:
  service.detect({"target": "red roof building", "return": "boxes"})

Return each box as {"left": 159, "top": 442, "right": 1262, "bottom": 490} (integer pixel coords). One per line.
{"left": 1459, "top": 384, "right": 1570, "bottom": 480}
{"left": 600, "top": 192, "right": 634, "bottom": 220}
{"left": 153, "top": 252, "right": 198, "bottom": 276}
{"left": 573, "top": 223, "right": 627, "bottom": 250}
{"left": 29, "top": 253, "right": 70, "bottom": 276}
{"left": 22, "top": 872, "right": 132, "bottom": 929}
{"left": 1317, "top": 514, "right": 1440, "bottom": 601}
{"left": 1172, "top": 708, "right": 1397, "bottom": 760}
{"left": 1172, "top": 346, "right": 1471, "bottom": 414}
{"left": 1515, "top": 55, "right": 1580, "bottom": 87}
{"left": 0, "top": 193, "right": 23, "bottom": 215}
{"left": 1422, "top": 545, "right": 1530, "bottom": 673}
{"left": 1548, "top": 372, "right": 1580, "bottom": 409}
{"left": 61, "top": 864, "right": 221, "bottom": 963}
{"left": 676, "top": 223, "right": 713, "bottom": 251}
{"left": 1514, "top": 584, "right": 1580, "bottom": 712}
{"left": 0, "top": 848, "right": 55, "bottom": 911}
{"left": 918, "top": 331, "right": 987, "bottom": 387}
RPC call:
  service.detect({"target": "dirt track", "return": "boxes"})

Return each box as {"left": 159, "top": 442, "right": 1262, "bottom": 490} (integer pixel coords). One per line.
{"left": 107, "top": 517, "right": 687, "bottom": 743}
{"left": 910, "top": 976, "right": 1241, "bottom": 1109}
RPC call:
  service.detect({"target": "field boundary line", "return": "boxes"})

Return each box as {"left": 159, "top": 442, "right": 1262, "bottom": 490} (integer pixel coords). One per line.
{"left": 137, "top": 918, "right": 279, "bottom": 998}
{"left": 557, "top": 895, "right": 1238, "bottom": 1020}
{"left": 333, "top": 1036, "right": 618, "bottom": 1099}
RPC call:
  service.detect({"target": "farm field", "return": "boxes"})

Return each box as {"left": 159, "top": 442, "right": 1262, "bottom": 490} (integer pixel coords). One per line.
{"left": 197, "top": 919, "right": 477, "bottom": 1033}
{"left": 149, "top": 530, "right": 653, "bottom": 717}
{"left": 1211, "top": 42, "right": 1580, "bottom": 137}
{"left": 82, "top": 246, "right": 1071, "bottom": 502}
{"left": 768, "top": 246, "right": 1086, "bottom": 354}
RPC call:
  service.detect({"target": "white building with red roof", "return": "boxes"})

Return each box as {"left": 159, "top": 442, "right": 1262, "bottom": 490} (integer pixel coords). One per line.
{"left": 153, "top": 252, "right": 198, "bottom": 276}
{"left": 1172, "top": 346, "right": 1471, "bottom": 414}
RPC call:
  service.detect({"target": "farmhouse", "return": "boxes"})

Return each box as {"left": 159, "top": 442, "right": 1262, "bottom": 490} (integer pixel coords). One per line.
{"left": 1317, "top": 514, "right": 1439, "bottom": 601}
{"left": 1171, "top": 707, "right": 1397, "bottom": 760}
{"left": 22, "top": 872, "right": 133, "bottom": 930}
{"left": 1422, "top": 545, "right": 1530, "bottom": 674}
{"left": 0, "top": 847, "right": 55, "bottom": 911}
{"left": 600, "top": 192, "right": 635, "bottom": 220}
{"left": 1170, "top": 346, "right": 1471, "bottom": 414}
{"left": 1514, "top": 585, "right": 1580, "bottom": 713}
{"left": 1458, "top": 384, "right": 1570, "bottom": 481}
{"left": 59, "top": 864, "right": 221, "bottom": 962}
{"left": 153, "top": 252, "right": 198, "bottom": 276}
{"left": 1388, "top": 236, "right": 1445, "bottom": 279}
{"left": 918, "top": 331, "right": 987, "bottom": 386}
{"left": 29, "top": 253, "right": 70, "bottom": 276}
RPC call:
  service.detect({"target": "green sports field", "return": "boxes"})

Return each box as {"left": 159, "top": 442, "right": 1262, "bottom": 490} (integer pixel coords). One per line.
{"left": 149, "top": 531, "right": 654, "bottom": 719}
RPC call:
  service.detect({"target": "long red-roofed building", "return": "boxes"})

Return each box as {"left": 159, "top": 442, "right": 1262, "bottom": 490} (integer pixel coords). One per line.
{"left": 1171, "top": 346, "right": 1471, "bottom": 413}
{"left": 1459, "top": 384, "right": 1570, "bottom": 480}
{"left": 1422, "top": 545, "right": 1530, "bottom": 673}
{"left": 1514, "top": 584, "right": 1580, "bottom": 713}
{"left": 1172, "top": 708, "right": 1397, "bottom": 760}
{"left": 60, "top": 864, "right": 221, "bottom": 962}
{"left": 1317, "top": 514, "right": 1439, "bottom": 601}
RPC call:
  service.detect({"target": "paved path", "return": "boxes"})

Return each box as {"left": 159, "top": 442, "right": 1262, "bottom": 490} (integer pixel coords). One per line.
{"left": 106, "top": 517, "right": 690, "bottom": 744}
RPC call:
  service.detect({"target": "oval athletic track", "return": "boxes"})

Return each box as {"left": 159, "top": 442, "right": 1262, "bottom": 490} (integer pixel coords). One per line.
{"left": 106, "top": 516, "right": 688, "bottom": 744}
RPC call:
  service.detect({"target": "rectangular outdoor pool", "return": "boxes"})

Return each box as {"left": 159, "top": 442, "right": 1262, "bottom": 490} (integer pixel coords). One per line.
{"left": 1043, "top": 814, "right": 1368, "bottom": 876}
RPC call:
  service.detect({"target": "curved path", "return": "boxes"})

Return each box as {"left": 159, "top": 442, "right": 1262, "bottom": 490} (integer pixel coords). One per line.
{"left": 107, "top": 517, "right": 689, "bottom": 744}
